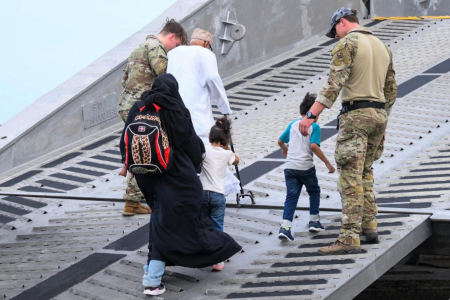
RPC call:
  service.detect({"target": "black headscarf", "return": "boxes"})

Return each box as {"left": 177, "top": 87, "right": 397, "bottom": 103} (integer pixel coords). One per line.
{"left": 140, "top": 74, "right": 193, "bottom": 149}
{"left": 141, "top": 73, "right": 190, "bottom": 116}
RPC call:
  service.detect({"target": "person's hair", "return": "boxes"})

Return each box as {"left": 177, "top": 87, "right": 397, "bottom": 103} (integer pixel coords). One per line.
{"left": 343, "top": 9, "right": 359, "bottom": 24}
{"left": 299, "top": 92, "right": 317, "bottom": 115}
{"left": 159, "top": 18, "right": 188, "bottom": 45}
{"left": 209, "top": 117, "right": 232, "bottom": 146}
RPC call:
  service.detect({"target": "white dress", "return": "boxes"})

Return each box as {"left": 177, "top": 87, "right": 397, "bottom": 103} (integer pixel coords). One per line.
{"left": 167, "top": 46, "right": 240, "bottom": 195}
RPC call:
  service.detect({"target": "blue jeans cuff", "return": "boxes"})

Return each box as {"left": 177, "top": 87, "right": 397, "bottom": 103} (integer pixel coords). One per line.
{"left": 142, "top": 260, "right": 165, "bottom": 287}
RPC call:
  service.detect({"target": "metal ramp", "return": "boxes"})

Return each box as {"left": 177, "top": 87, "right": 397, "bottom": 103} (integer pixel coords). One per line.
{"left": 204, "top": 212, "right": 431, "bottom": 300}
{"left": 0, "top": 17, "right": 449, "bottom": 300}
{"left": 0, "top": 204, "right": 432, "bottom": 300}
{"left": 44, "top": 209, "right": 429, "bottom": 300}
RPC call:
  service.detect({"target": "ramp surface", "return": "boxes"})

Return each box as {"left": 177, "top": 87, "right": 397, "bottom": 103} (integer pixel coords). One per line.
{"left": 1, "top": 18, "right": 450, "bottom": 300}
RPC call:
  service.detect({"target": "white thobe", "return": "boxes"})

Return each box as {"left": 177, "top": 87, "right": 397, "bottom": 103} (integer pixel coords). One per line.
{"left": 167, "top": 46, "right": 239, "bottom": 196}
{"left": 167, "top": 46, "right": 232, "bottom": 143}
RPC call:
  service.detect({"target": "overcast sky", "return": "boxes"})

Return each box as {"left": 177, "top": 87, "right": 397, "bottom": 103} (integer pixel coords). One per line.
{"left": 0, "top": 0, "right": 177, "bottom": 124}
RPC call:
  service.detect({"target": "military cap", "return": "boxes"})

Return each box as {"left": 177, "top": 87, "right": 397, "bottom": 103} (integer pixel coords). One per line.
{"left": 325, "top": 7, "right": 356, "bottom": 38}
{"left": 191, "top": 28, "right": 214, "bottom": 43}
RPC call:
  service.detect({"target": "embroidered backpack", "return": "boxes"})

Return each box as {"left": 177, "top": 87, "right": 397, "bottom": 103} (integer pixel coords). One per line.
{"left": 124, "top": 102, "right": 173, "bottom": 175}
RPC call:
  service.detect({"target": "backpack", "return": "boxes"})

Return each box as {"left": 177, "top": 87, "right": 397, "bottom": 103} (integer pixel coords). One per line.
{"left": 124, "top": 101, "right": 173, "bottom": 175}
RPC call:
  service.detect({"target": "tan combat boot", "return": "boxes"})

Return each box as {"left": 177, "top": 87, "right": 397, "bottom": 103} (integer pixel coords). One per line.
{"left": 318, "top": 240, "right": 361, "bottom": 255}
{"left": 122, "top": 201, "right": 152, "bottom": 216}
{"left": 362, "top": 219, "right": 379, "bottom": 243}
{"left": 362, "top": 227, "right": 379, "bottom": 243}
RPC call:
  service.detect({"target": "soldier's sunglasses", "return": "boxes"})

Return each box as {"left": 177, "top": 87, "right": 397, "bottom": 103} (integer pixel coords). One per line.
{"left": 331, "top": 18, "right": 342, "bottom": 37}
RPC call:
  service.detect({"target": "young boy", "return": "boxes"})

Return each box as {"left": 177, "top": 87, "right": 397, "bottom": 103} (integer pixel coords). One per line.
{"left": 278, "top": 93, "right": 335, "bottom": 241}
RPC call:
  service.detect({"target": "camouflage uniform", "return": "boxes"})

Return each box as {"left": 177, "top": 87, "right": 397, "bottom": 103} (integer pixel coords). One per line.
{"left": 120, "top": 35, "right": 168, "bottom": 203}
{"left": 316, "top": 27, "right": 397, "bottom": 246}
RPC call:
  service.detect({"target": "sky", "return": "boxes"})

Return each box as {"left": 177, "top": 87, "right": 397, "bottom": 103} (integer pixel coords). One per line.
{"left": 0, "top": 0, "right": 178, "bottom": 124}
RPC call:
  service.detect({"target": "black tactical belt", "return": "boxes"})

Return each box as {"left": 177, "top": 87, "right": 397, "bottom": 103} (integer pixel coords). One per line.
{"left": 337, "top": 100, "right": 386, "bottom": 130}
{"left": 341, "top": 100, "right": 385, "bottom": 112}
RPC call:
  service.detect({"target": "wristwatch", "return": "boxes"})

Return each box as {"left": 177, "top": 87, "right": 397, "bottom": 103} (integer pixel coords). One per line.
{"left": 306, "top": 111, "right": 317, "bottom": 119}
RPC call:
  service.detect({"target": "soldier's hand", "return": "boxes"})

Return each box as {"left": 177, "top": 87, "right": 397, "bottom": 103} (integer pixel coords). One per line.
{"left": 282, "top": 148, "right": 288, "bottom": 157}
{"left": 326, "top": 162, "right": 336, "bottom": 174}
{"left": 119, "top": 165, "right": 127, "bottom": 177}
{"left": 299, "top": 118, "right": 314, "bottom": 136}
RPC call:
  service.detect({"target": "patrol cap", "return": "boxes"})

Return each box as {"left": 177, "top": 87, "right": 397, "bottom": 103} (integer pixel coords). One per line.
{"left": 325, "top": 7, "right": 356, "bottom": 38}
{"left": 191, "top": 28, "right": 214, "bottom": 43}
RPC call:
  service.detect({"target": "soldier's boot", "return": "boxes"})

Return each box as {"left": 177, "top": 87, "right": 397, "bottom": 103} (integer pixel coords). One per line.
{"left": 362, "top": 219, "right": 379, "bottom": 243}
{"left": 122, "top": 175, "right": 149, "bottom": 216}
{"left": 123, "top": 201, "right": 152, "bottom": 216}
{"left": 362, "top": 228, "right": 379, "bottom": 243}
{"left": 318, "top": 240, "right": 361, "bottom": 256}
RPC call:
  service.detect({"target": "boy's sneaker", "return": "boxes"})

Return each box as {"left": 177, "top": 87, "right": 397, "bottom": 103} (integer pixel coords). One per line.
{"left": 309, "top": 221, "right": 325, "bottom": 232}
{"left": 144, "top": 283, "right": 166, "bottom": 296}
{"left": 278, "top": 226, "right": 294, "bottom": 241}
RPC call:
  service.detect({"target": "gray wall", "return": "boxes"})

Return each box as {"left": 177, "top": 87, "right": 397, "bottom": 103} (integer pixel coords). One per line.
{"left": 182, "top": 0, "right": 361, "bottom": 78}
{"left": 371, "top": 0, "right": 450, "bottom": 17}
{"left": 10, "top": 67, "right": 124, "bottom": 169}
{"left": 0, "top": 65, "right": 126, "bottom": 175}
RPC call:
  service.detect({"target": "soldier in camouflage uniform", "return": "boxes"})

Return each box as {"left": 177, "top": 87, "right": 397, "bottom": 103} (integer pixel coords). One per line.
{"left": 299, "top": 8, "right": 397, "bottom": 255}
{"left": 119, "top": 19, "right": 187, "bottom": 216}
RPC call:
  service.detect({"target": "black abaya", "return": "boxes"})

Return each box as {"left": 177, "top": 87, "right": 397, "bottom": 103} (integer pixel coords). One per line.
{"left": 121, "top": 74, "right": 242, "bottom": 268}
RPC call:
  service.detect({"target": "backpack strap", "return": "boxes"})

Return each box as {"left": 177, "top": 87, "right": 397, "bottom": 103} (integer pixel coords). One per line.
{"left": 136, "top": 100, "right": 146, "bottom": 112}
{"left": 153, "top": 103, "right": 161, "bottom": 112}
{"left": 137, "top": 100, "right": 161, "bottom": 112}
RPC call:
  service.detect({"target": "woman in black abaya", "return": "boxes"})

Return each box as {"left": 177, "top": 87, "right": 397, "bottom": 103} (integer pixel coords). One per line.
{"left": 120, "top": 74, "right": 242, "bottom": 296}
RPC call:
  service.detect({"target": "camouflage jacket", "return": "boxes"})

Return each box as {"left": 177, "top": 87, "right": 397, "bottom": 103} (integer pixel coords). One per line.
{"left": 316, "top": 27, "right": 397, "bottom": 115}
{"left": 118, "top": 35, "right": 168, "bottom": 112}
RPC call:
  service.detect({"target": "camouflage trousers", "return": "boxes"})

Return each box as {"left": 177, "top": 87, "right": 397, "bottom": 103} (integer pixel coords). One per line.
{"left": 120, "top": 109, "right": 145, "bottom": 203}
{"left": 335, "top": 108, "right": 388, "bottom": 245}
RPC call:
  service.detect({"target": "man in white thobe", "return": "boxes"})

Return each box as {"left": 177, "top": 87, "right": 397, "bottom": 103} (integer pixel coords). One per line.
{"left": 167, "top": 28, "right": 239, "bottom": 195}
{"left": 167, "top": 28, "right": 231, "bottom": 142}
